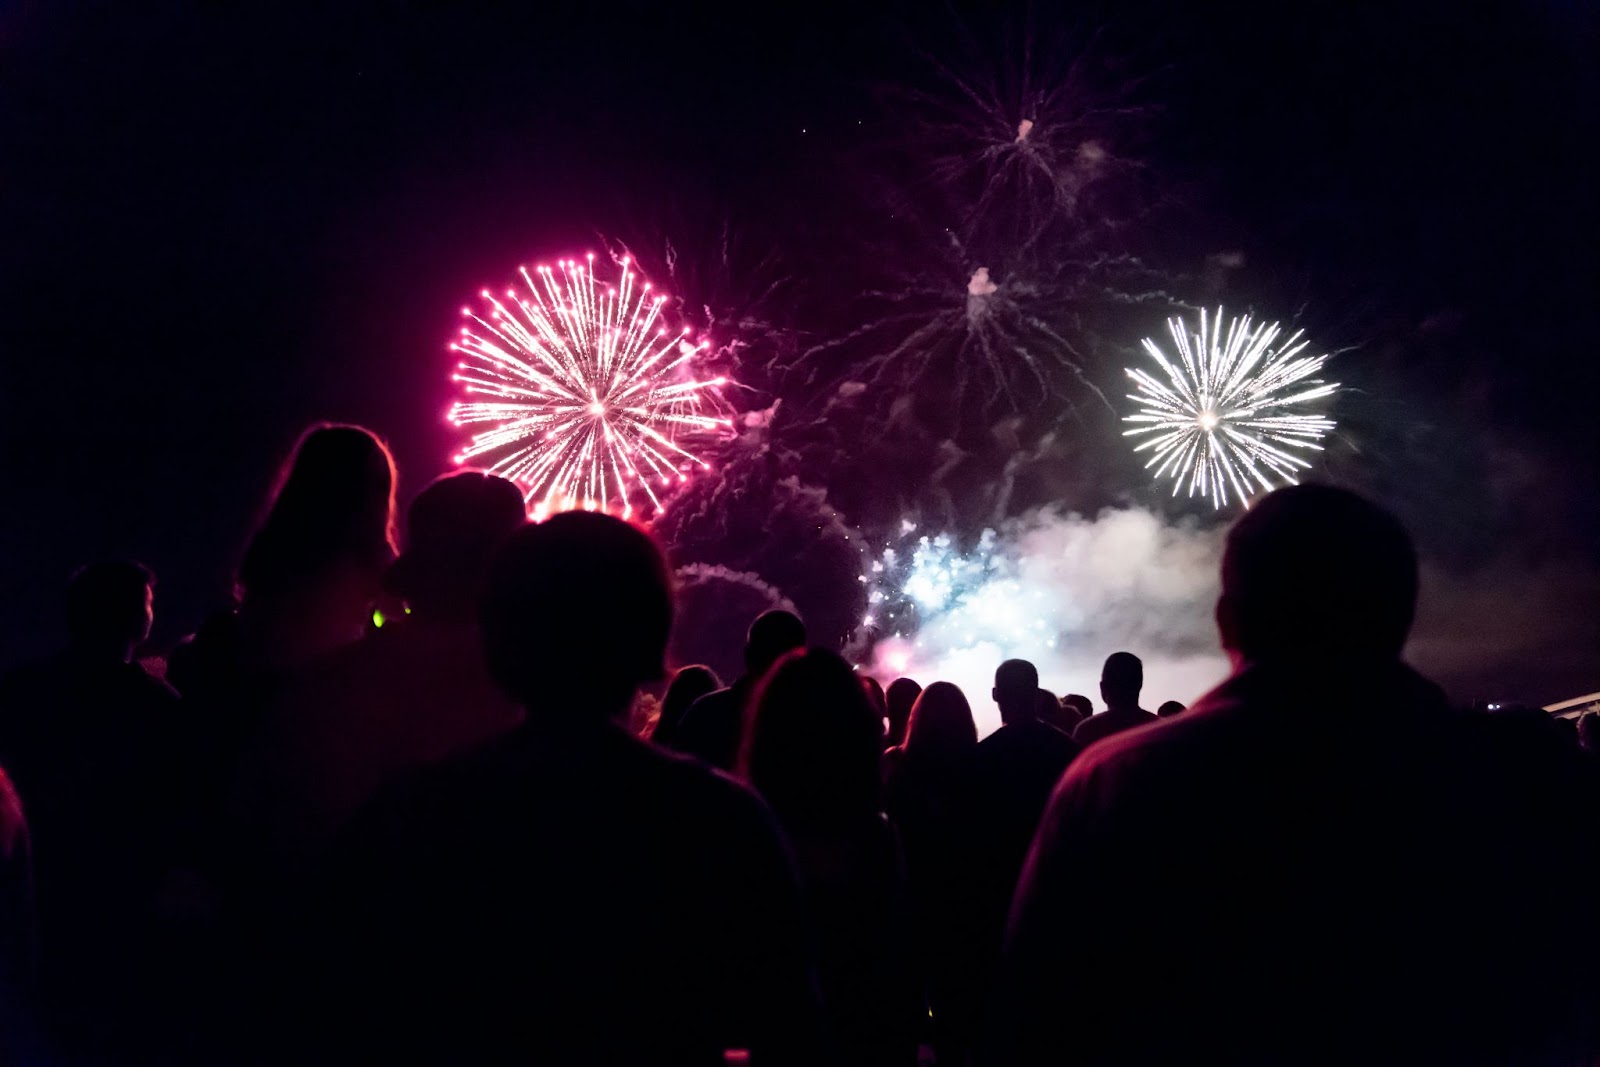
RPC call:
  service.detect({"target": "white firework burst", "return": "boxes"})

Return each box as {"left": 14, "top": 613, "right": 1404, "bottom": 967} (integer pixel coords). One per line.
{"left": 1124, "top": 308, "right": 1338, "bottom": 509}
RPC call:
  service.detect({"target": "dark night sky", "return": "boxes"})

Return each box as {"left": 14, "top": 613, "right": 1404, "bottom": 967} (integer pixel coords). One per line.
{"left": 2, "top": 1, "right": 1596, "bottom": 698}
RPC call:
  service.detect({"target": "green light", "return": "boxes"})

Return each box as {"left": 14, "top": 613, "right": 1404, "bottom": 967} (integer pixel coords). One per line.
{"left": 372, "top": 608, "right": 387, "bottom": 629}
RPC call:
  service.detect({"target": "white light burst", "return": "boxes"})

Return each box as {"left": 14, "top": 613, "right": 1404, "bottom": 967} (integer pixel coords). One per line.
{"left": 448, "top": 254, "right": 732, "bottom": 520}
{"left": 1124, "top": 308, "right": 1337, "bottom": 509}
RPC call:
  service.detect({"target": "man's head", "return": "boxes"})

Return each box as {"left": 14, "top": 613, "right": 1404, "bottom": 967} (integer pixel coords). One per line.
{"left": 66, "top": 561, "right": 155, "bottom": 662}
{"left": 993, "top": 658, "right": 1040, "bottom": 725}
{"left": 481, "top": 512, "right": 672, "bottom": 721}
{"left": 385, "top": 471, "right": 527, "bottom": 621}
{"left": 744, "top": 609, "right": 806, "bottom": 678}
{"left": 1100, "top": 652, "right": 1143, "bottom": 710}
{"left": 1218, "top": 484, "right": 1417, "bottom": 665}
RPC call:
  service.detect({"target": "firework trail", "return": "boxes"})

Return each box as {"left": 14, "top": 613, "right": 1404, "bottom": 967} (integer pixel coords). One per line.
{"left": 1124, "top": 308, "right": 1338, "bottom": 510}
{"left": 885, "top": 19, "right": 1148, "bottom": 255}
{"left": 784, "top": 17, "right": 1168, "bottom": 437}
{"left": 448, "top": 254, "right": 733, "bottom": 519}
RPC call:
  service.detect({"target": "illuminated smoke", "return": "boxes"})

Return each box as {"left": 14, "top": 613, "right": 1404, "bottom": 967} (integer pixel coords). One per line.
{"left": 862, "top": 507, "right": 1231, "bottom": 735}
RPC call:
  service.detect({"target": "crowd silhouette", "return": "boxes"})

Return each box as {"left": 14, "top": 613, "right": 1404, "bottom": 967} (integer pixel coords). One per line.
{"left": 0, "top": 422, "right": 1596, "bottom": 1065}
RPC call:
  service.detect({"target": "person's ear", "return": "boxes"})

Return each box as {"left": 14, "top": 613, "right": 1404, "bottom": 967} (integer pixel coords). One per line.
{"left": 991, "top": 687, "right": 999, "bottom": 704}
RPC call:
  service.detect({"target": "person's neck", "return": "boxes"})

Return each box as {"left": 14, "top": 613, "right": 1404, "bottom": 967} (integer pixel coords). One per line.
{"left": 1105, "top": 700, "right": 1142, "bottom": 715}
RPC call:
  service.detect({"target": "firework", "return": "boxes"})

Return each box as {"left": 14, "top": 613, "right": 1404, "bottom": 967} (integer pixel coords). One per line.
{"left": 448, "top": 254, "right": 732, "bottom": 519}
{"left": 882, "top": 16, "right": 1145, "bottom": 255}
{"left": 861, "top": 523, "right": 1057, "bottom": 686}
{"left": 1124, "top": 308, "right": 1337, "bottom": 509}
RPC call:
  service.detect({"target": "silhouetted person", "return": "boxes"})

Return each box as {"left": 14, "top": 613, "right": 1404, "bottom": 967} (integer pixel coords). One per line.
{"left": 862, "top": 675, "right": 888, "bottom": 740}
{"left": 651, "top": 664, "right": 722, "bottom": 749}
{"left": 0, "top": 561, "right": 180, "bottom": 1058}
{"left": 884, "top": 677, "right": 922, "bottom": 750}
{"left": 308, "top": 513, "right": 825, "bottom": 1065}
{"left": 1034, "top": 686, "right": 1080, "bottom": 736}
{"left": 968, "top": 658, "right": 1079, "bottom": 1042}
{"left": 1059, "top": 693, "right": 1093, "bottom": 727}
{"left": 1072, "top": 652, "right": 1157, "bottom": 746}
{"left": 1156, "top": 699, "right": 1185, "bottom": 718}
{"left": 233, "top": 471, "right": 527, "bottom": 871}
{"left": 162, "top": 426, "right": 398, "bottom": 1057}
{"left": 884, "top": 682, "right": 982, "bottom": 1065}
{"left": 993, "top": 485, "right": 1600, "bottom": 1065}
{"left": 675, "top": 608, "right": 806, "bottom": 770}
{"left": 168, "top": 423, "right": 398, "bottom": 704}
{"left": 973, "top": 660, "right": 1080, "bottom": 879}
{"left": 745, "top": 649, "right": 920, "bottom": 1067}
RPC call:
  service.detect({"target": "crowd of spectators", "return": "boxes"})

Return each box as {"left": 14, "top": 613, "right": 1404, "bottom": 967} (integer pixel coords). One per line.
{"left": 1, "top": 421, "right": 1596, "bottom": 1065}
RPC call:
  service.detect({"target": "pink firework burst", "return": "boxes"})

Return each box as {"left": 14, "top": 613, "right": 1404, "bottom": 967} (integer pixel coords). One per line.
{"left": 448, "top": 253, "right": 733, "bottom": 520}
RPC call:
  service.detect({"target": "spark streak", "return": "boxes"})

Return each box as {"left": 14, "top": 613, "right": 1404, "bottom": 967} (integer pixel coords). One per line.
{"left": 448, "top": 254, "right": 732, "bottom": 519}
{"left": 1124, "top": 308, "right": 1338, "bottom": 510}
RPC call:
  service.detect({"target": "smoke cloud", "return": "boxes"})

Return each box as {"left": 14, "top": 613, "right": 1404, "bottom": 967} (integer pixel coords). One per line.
{"left": 865, "top": 503, "right": 1600, "bottom": 736}
{"left": 867, "top": 506, "right": 1231, "bottom": 736}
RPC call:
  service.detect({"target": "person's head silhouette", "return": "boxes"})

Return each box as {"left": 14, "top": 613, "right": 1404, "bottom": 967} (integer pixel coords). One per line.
{"left": 1578, "top": 712, "right": 1600, "bottom": 754}
{"left": 904, "top": 681, "right": 978, "bottom": 767}
{"left": 65, "top": 561, "right": 155, "bottom": 663}
{"left": 1157, "top": 700, "right": 1186, "bottom": 719}
{"left": 993, "top": 658, "right": 1040, "bottom": 726}
{"left": 481, "top": 511, "right": 672, "bottom": 722}
{"left": 743, "top": 648, "right": 882, "bottom": 831}
{"left": 385, "top": 471, "right": 527, "bottom": 622}
{"left": 653, "top": 664, "right": 721, "bottom": 745}
{"left": 1100, "top": 652, "right": 1143, "bottom": 712}
{"left": 1217, "top": 484, "right": 1417, "bottom": 666}
{"left": 885, "top": 677, "right": 923, "bottom": 746}
{"left": 237, "top": 423, "right": 398, "bottom": 604}
{"left": 743, "top": 609, "right": 806, "bottom": 679}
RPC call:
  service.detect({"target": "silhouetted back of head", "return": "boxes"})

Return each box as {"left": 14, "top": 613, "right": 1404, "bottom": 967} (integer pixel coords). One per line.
{"left": 885, "top": 677, "right": 922, "bottom": 745}
{"left": 654, "top": 664, "right": 721, "bottom": 743}
{"left": 744, "top": 649, "right": 882, "bottom": 831}
{"left": 1062, "top": 693, "right": 1094, "bottom": 720}
{"left": 238, "top": 424, "right": 398, "bottom": 603}
{"left": 481, "top": 512, "right": 672, "bottom": 721}
{"left": 1157, "top": 700, "right": 1186, "bottom": 718}
{"left": 66, "top": 561, "right": 154, "bottom": 659}
{"left": 994, "top": 658, "right": 1040, "bottom": 724}
{"left": 385, "top": 471, "right": 526, "bottom": 621}
{"left": 862, "top": 675, "right": 887, "bottom": 717}
{"left": 1100, "top": 652, "right": 1143, "bottom": 708}
{"left": 1220, "top": 484, "right": 1417, "bottom": 662}
{"left": 904, "top": 681, "right": 978, "bottom": 768}
{"left": 744, "top": 609, "right": 806, "bottom": 676}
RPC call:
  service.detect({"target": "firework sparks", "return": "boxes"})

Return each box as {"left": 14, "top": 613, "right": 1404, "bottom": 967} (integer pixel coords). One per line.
{"left": 1124, "top": 308, "right": 1338, "bottom": 510}
{"left": 448, "top": 254, "right": 733, "bottom": 519}
{"left": 861, "top": 524, "right": 1057, "bottom": 674}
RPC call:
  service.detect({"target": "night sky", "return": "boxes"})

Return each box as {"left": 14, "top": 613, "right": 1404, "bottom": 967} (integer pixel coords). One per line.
{"left": 3, "top": 1, "right": 1596, "bottom": 700}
